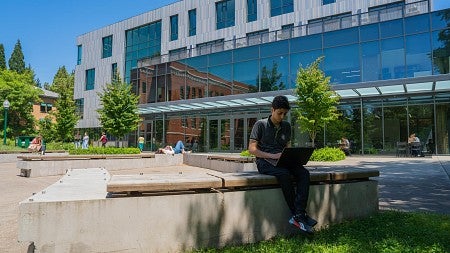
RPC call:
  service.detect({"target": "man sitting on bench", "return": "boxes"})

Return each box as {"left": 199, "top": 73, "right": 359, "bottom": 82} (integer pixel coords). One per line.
{"left": 248, "top": 95, "right": 317, "bottom": 234}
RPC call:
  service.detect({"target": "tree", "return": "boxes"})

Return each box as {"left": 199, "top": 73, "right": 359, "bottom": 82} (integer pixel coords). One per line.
{"left": 36, "top": 115, "right": 56, "bottom": 142}
{"left": 293, "top": 57, "right": 340, "bottom": 147}
{"left": 50, "top": 66, "right": 78, "bottom": 142}
{"left": 97, "top": 76, "right": 140, "bottom": 146}
{"left": 0, "top": 44, "right": 6, "bottom": 70}
{"left": 0, "top": 69, "right": 41, "bottom": 138}
{"left": 8, "top": 40, "right": 25, "bottom": 74}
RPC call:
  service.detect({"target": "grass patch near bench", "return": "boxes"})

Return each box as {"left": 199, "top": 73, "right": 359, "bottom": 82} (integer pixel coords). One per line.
{"left": 194, "top": 210, "right": 449, "bottom": 253}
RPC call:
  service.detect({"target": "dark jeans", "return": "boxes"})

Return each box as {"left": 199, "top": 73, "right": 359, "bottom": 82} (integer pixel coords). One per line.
{"left": 256, "top": 158, "right": 310, "bottom": 215}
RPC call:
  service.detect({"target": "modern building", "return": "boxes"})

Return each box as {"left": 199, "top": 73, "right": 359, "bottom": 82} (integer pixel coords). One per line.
{"left": 74, "top": 0, "right": 450, "bottom": 155}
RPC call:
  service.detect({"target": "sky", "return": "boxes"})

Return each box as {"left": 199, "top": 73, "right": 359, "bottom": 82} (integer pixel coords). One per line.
{"left": 1, "top": 0, "right": 450, "bottom": 86}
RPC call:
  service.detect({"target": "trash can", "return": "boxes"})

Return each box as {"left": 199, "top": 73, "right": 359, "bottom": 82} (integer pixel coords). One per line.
{"left": 16, "top": 136, "right": 35, "bottom": 148}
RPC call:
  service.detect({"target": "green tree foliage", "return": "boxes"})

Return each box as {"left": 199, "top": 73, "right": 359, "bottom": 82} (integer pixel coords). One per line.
{"left": 97, "top": 76, "right": 140, "bottom": 146}
{"left": 0, "top": 44, "right": 6, "bottom": 70}
{"left": 36, "top": 115, "right": 56, "bottom": 142}
{"left": 294, "top": 57, "right": 340, "bottom": 147}
{"left": 8, "top": 40, "right": 25, "bottom": 74}
{"left": 432, "top": 10, "right": 450, "bottom": 73}
{"left": 0, "top": 69, "right": 41, "bottom": 138}
{"left": 50, "top": 66, "right": 78, "bottom": 142}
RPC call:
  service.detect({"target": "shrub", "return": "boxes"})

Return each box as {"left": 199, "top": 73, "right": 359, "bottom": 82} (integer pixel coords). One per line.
{"left": 240, "top": 150, "right": 254, "bottom": 157}
{"left": 69, "top": 147, "right": 140, "bottom": 155}
{"left": 45, "top": 142, "right": 74, "bottom": 151}
{"left": 310, "top": 147, "right": 346, "bottom": 162}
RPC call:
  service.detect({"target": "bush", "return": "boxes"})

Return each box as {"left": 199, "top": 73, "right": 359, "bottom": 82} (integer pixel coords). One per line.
{"left": 240, "top": 150, "right": 254, "bottom": 157}
{"left": 45, "top": 142, "right": 74, "bottom": 151}
{"left": 310, "top": 147, "right": 346, "bottom": 162}
{"left": 69, "top": 147, "right": 141, "bottom": 155}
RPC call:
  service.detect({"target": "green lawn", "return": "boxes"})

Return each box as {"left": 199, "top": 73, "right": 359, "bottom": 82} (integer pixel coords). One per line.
{"left": 195, "top": 211, "right": 450, "bottom": 253}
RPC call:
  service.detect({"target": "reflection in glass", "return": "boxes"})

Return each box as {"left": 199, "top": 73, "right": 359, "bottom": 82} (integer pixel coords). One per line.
{"left": 432, "top": 29, "right": 450, "bottom": 74}
{"left": 290, "top": 50, "right": 322, "bottom": 87}
{"left": 208, "top": 64, "right": 233, "bottom": 97}
{"left": 324, "top": 44, "right": 360, "bottom": 84}
{"left": 381, "top": 37, "right": 405, "bottom": 79}
{"left": 260, "top": 56, "right": 288, "bottom": 91}
{"left": 405, "top": 33, "right": 432, "bottom": 77}
{"left": 361, "top": 41, "right": 380, "bottom": 81}
{"left": 233, "top": 60, "right": 259, "bottom": 93}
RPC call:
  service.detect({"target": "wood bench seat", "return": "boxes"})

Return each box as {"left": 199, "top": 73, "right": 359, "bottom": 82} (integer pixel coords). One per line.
{"left": 106, "top": 167, "right": 379, "bottom": 195}
{"left": 207, "top": 155, "right": 255, "bottom": 163}
{"left": 17, "top": 153, "right": 155, "bottom": 161}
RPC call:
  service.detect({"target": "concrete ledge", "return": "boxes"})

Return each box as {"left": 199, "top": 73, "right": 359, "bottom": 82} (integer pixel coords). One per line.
{"left": 17, "top": 154, "right": 183, "bottom": 177}
{"left": 184, "top": 153, "right": 257, "bottom": 172}
{"left": 19, "top": 168, "right": 378, "bottom": 252}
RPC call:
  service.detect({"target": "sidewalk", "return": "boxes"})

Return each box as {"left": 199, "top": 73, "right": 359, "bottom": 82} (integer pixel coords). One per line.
{"left": 1, "top": 155, "right": 449, "bottom": 252}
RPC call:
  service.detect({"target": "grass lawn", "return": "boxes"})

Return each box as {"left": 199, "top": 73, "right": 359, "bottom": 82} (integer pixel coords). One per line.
{"left": 194, "top": 211, "right": 450, "bottom": 253}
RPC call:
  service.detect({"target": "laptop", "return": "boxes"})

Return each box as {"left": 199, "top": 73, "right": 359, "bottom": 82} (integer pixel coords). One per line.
{"left": 265, "top": 147, "right": 315, "bottom": 167}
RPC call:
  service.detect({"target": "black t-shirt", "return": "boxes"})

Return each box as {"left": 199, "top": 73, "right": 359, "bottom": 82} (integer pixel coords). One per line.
{"left": 249, "top": 115, "right": 291, "bottom": 154}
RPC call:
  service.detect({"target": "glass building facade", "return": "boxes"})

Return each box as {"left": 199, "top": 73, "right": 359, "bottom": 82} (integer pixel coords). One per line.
{"left": 132, "top": 7, "right": 450, "bottom": 155}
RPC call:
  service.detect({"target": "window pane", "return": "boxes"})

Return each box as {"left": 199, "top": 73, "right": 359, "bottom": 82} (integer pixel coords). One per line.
{"left": 170, "top": 15, "right": 178, "bottom": 41}
{"left": 323, "top": 27, "right": 358, "bottom": 48}
{"left": 247, "top": 0, "right": 257, "bottom": 22}
{"left": 405, "top": 14, "right": 429, "bottom": 34}
{"left": 406, "top": 33, "right": 432, "bottom": 77}
{"left": 360, "top": 23, "right": 379, "bottom": 42}
{"left": 208, "top": 64, "right": 233, "bottom": 97}
{"left": 216, "top": 0, "right": 235, "bottom": 30}
{"left": 260, "top": 55, "right": 289, "bottom": 90}
{"left": 431, "top": 9, "right": 450, "bottom": 30}
{"left": 381, "top": 37, "right": 405, "bottom": 79}
{"left": 290, "top": 34, "right": 322, "bottom": 53}
{"left": 432, "top": 29, "right": 450, "bottom": 74}
{"left": 260, "top": 40, "right": 288, "bottom": 58}
{"left": 290, "top": 50, "right": 322, "bottom": 87}
{"left": 380, "top": 19, "right": 403, "bottom": 38}
{"left": 233, "top": 45, "right": 259, "bottom": 62}
{"left": 324, "top": 44, "right": 360, "bottom": 84}
{"left": 233, "top": 60, "right": 259, "bottom": 93}
{"left": 361, "top": 41, "right": 381, "bottom": 82}
{"left": 102, "top": 35, "right": 112, "bottom": 58}
{"left": 189, "top": 9, "right": 196, "bottom": 36}
{"left": 208, "top": 50, "right": 232, "bottom": 66}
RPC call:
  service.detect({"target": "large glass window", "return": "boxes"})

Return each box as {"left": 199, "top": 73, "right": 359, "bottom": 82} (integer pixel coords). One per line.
{"left": 290, "top": 34, "right": 322, "bottom": 53}
{"left": 323, "top": 27, "right": 358, "bottom": 48}
{"left": 324, "top": 44, "right": 360, "bottom": 84}
{"left": 260, "top": 55, "right": 289, "bottom": 90}
{"left": 432, "top": 29, "right": 450, "bottom": 74}
{"left": 290, "top": 50, "right": 322, "bottom": 87}
{"left": 431, "top": 9, "right": 450, "bottom": 30}
{"left": 381, "top": 37, "right": 405, "bottom": 79}
{"left": 77, "top": 45, "right": 82, "bottom": 65}
{"left": 102, "top": 35, "right": 112, "bottom": 58}
{"left": 216, "top": 0, "right": 235, "bottom": 30}
{"left": 405, "top": 14, "right": 429, "bottom": 35}
{"left": 361, "top": 41, "right": 381, "bottom": 82}
{"left": 233, "top": 60, "right": 259, "bottom": 93}
{"left": 360, "top": 23, "right": 379, "bottom": 42}
{"left": 233, "top": 45, "right": 259, "bottom": 62}
{"left": 208, "top": 64, "right": 233, "bottom": 97}
{"left": 380, "top": 19, "right": 403, "bottom": 38}
{"left": 260, "top": 40, "right": 288, "bottom": 58}
{"left": 125, "top": 21, "right": 161, "bottom": 82}
{"left": 270, "top": 0, "right": 294, "bottom": 17}
{"left": 188, "top": 9, "right": 196, "bottom": 36}
{"left": 85, "top": 68, "right": 95, "bottom": 90}
{"left": 247, "top": 0, "right": 257, "bottom": 22}
{"left": 405, "top": 33, "right": 432, "bottom": 77}
{"left": 170, "top": 15, "right": 178, "bottom": 41}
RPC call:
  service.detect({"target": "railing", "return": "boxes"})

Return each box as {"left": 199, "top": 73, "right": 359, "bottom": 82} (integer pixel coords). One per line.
{"left": 138, "top": 0, "right": 429, "bottom": 68}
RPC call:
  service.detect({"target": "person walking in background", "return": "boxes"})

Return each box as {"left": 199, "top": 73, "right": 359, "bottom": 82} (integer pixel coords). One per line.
{"left": 339, "top": 137, "right": 351, "bottom": 156}
{"left": 74, "top": 130, "right": 81, "bottom": 149}
{"left": 248, "top": 95, "right": 317, "bottom": 234}
{"left": 138, "top": 135, "right": 145, "bottom": 152}
{"left": 82, "top": 132, "right": 89, "bottom": 149}
{"left": 99, "top": 132, "right": 108, "bottom": 147}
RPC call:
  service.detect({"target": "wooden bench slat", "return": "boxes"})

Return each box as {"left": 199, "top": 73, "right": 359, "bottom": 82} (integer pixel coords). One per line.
{"left": 107, "top": 174, "right": 222, "bottom": 193}
{"left": 17, "top": 153, "right": 155, "bottom": 161}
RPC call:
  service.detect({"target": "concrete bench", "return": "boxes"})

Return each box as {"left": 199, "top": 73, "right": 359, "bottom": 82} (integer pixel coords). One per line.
{"left": 17, "top": 153, "right": 183, "bottom": 178}
{"left": 19, "top": 167, "right": 379, "bottom": 252}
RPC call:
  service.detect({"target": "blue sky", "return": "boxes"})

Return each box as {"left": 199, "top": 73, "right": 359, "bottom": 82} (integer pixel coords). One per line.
{"left": 1, "top": 0, "right": 449, "bottom": 86}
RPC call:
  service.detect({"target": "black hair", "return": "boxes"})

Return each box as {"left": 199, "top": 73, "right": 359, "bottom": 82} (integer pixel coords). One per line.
{"left": 272, "top": 95, "right": 291, "bottom": 110}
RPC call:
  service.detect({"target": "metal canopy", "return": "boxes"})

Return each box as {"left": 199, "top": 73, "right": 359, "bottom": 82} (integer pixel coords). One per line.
{"left": 138, "top": 75, "right": 450, "bottom": 116}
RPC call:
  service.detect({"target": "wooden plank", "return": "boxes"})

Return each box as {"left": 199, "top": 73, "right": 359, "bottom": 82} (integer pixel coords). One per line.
{"left": 207, "top": 155, "right": 255, "bottom": 163}
{"left": 107, "top": 173, "right": 223, "bottom": 193}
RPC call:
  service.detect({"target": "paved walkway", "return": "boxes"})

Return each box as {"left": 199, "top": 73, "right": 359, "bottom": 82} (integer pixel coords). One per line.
{"left": 1, "top": 155, "right": 449, "bottom": 252}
